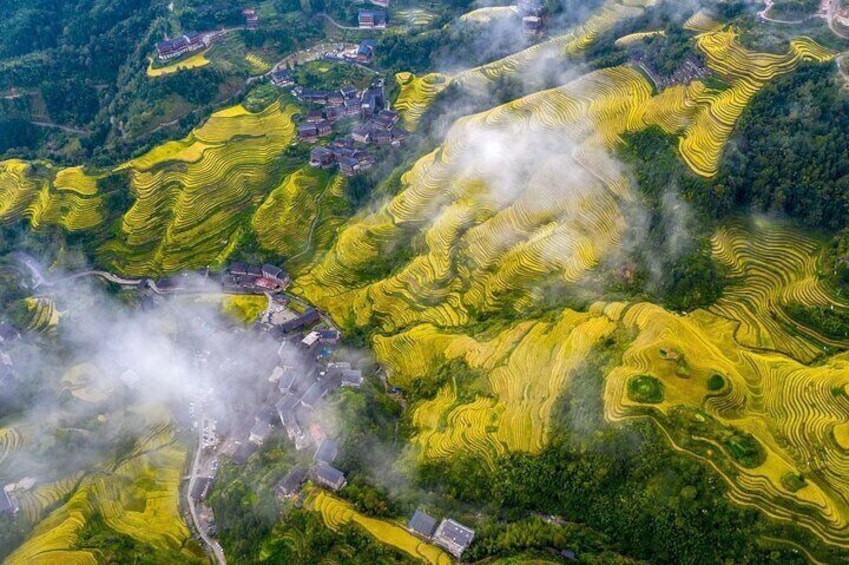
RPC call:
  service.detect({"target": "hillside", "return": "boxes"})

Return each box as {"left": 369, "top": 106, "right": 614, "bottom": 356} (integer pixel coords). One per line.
{"left": 3, "top": 0, "right": 849, "bottom": 563}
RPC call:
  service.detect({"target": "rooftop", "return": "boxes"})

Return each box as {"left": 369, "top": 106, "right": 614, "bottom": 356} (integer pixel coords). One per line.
{"left": 408, "top": 510, "right": 438, "bottom": 538}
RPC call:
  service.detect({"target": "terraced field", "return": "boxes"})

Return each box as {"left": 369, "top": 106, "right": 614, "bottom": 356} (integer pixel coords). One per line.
{"left": 0, "top": 160, "right": 104, "bottom": 231}
{"left": 397, "top": 8, "right": 437, "bottom": 27}
{"left": 394, "top": 72, "right": 450, "bottom": 131}
{"left": 100, "top": 101, "right": 299, "bottom": 275}
{"left": 458, "top": 5, "right": 518, "bottom": 24}
{"left": 221, "top": 294, "right": 268, "bottom": 324}
{"left": 146, "top": 51, "right": 211, "bottom": 77}
{"left": 251, "top": 167, "right": 348, "bottom": 273}
{"left": 4, "top": 424, "right": 199, "bottom": 565}
{"left": 308, "top": 489, "right": 452, "bottom": 564}
{"left": 680, "top": 29, "right": 833, "bottom": 176}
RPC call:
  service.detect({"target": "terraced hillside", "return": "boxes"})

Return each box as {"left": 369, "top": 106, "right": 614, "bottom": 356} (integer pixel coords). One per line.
{"left": 308, "top": 489, "right": 452, "bottom": 565}
{"left": 4, "top": 423, "right": 203, "bottom": 565}
{"left": 101, "top": 101, "right": 299, "bottom": 275}
{"left": 680, "top": 29, "right": 833, "bottom": 176}
{"left": 0, "top": 160, "right": 104, "bottom": 232}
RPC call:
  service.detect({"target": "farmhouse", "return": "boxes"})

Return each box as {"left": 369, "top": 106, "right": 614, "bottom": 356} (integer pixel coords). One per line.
{"left": 338, "top": 156, "right": 360, "bottom": 176}
{"left": 261, "top": 264, "right": 290, "bottom": 286}
{"left": 298, "top": 123, "right": 319, "bottom": 141}
{"left": 271, "top": 68, "right": 293, "bottom": 87}
{"left": 343, "top": 97, "right": 362, "bottom": 116}
{"left": 351, "top": 124, "right": 373, "bottom": 143}
{"left": 314, "top": 439, "right": 338, "bottom": 464}
{"left": 357, "top": 40, "right": 376, "bottom": 64}
{"left": 301, "top": 380, "right": 330, "bottom": 409}
{"left": 310, "top": 146, "right": 336, "bottom": 168}
{"left": 374, "top": 109, "right": 399, "bottom": 129}
{"left": 277, "top": 368, "right": 298, "bottom": 393}
{"left": 327, "top": 90, "right": 345, "bottom": 106}
{"left": 249, "top": 420, "right": 273, "bottom": 445}
{"left": 156, "top": 32, "right": 205, "bottom": 60}
{"left": 358, "top": 9, "right": 387, "bottom": 28}
{"left": 318, "top": 329, "right": 340, "bottom": 344}
{"left": 317, "top": 120, "right": 333, "bottom": 136}
{"left": 522, "top": 15, "right": 543, "bottom": 34}
{"left": 274, "top": 307, "right": 321, "bottom": 335}
{"left": 243, "top": 8, "right": 259, "bottom": 29}
{"left": 433, "top": 519, "right": 475, "bottom": 557}
{"left": 340, "top": 369, "right": 363, "bottom": 388}
{"left": 276, "top": 467, "right": 307, "bottom": 498}
{"left": 341, "top": 85, "right": 358, "bottom": 99}
{"left": 307, "top": 109, "right": 325, "bottom": 123}
{"left": 302, "top": 331, "right": 321, "bottom": 348}
{"left": 313, "top": 463, "right": 347, "bottom": 490}
{"left": 407, "top": 510, "right": 438, "bottom": 539}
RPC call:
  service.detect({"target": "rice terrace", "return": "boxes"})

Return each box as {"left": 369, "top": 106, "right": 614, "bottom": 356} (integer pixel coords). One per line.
{"left": 3, "top": 0, "right": 849, "bottom": 563}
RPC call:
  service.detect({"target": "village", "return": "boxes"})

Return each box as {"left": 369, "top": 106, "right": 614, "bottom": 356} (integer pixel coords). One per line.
{"left": 178, "top": 261, "right": 476, "bottom": 559}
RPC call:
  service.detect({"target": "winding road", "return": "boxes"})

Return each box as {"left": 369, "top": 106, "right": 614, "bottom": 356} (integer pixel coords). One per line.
{"left": 187, "top": 415, "right": 227, "bottom": 565}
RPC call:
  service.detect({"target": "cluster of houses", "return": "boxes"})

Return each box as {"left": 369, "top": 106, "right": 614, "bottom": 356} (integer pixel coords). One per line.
{"left": 408, "top": 510, "right": 476, "bottom": 558}
{"left": 518, "top": 0, "right": 545, "bottom": 34}
{"left": 222, "top": 262, "right": 290, "bottom": 292}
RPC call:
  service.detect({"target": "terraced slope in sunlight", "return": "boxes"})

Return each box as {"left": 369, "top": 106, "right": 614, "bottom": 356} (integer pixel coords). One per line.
{"left": 309, "top": 489, "right": 452, "bottom": 565}
{"left": 99, "top": 101, "right": 299, "bottom": 275}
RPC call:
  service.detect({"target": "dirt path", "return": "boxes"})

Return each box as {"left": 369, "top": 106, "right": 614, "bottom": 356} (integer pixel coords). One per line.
{"left": 316, "top": 12, "right": 361, "bottom": 31}
{"left": 29, "top": 120, "right": 91, "bottom": 135}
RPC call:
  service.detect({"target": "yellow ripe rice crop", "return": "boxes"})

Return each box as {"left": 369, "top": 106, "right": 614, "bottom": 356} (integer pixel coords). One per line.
{"left": 459, "top": 5, "right": 518, "bottom": 24}
{"left": 0, "top": 427, "right": 23, "bottom": 466}
{"left": 146, "top": 51, "right": 210, "bottom": 77}
{"left": 394, "top": 72, "right": 450, "bottom": 131}
{"left": 683, "top": 9, "right": 721, "bottom": 32}
{"left": 24, "top": 297, "right": 61, "bottom": 332}
{"left": 99, "top": 101, "right": 298, "bottom": 275}
{"left": 614, "top": 30, "right": 665, "bottom": 47}
{"left": 221, "top": 294, "right": 267, "bottom": 325}
{"left": 0, "top": 159, "right": 104, "bottom": 231}
{"left": 245, "top": 52, "right": 272, "bottom": 73}
{"left": 53, "top": 166, "right": 99, "bottom": 196}
{"left": 308, "top": 489, "right": 452, "bottom": 564}
{"left": 678, "top": 30, "right": 833, "bottom": 177}
{"left": 397, "top": 8, "right": 437, "bottom": 26}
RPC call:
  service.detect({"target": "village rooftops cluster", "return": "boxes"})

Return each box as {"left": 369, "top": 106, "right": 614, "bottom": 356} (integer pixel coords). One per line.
{"left": 294, "top": 78, "right": 389, "bottom": 143}
{"left": 223, "top": 262, "right": 290, "bottom": 292}
{"left": 408, "top": 510, "right": 475, "bottom": 557}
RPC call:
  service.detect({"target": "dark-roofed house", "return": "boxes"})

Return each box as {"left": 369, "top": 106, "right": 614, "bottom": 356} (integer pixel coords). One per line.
{"left": 357, "top": 40, "right": 376, "bottom": 64}
{"left": 358, "top": 9, "right": 387, "bottom": 28}
{"left": 375, "top": 109, "right": 399, "bottom": 129}
{"left": 340, "top": 369, "right": 363, "bottom": 388}
{"left": 277, "top": 369, "right": 298, "bottom": 393}
{"left": 433, "top": 519, "right": 475, "bottom": 557}
{"left": 310, "top": 146, "right": 336, "bottom": 168}
{"left": 343, "top": 97, "right": 362, "bottom": 117}
{"left": 301, "top": 380, "right": 329, "bottom": 409}
{"left": 155, "top": 32, "right": 205, "bottom": 60}
{"left": 338, "top": 156, "right": 360, "bottom": 176}
{"left": 276, "top": 392, "right": 300, "bottom": 424}
{"left": 408, "top": 510, "right": 438, "bottom": 539}
{"left": 262, "top": 264, "right": 290, "bottom": 286}
{"left": 249, "top": 420, "right": 274, "bottom": 445}
{"left": 271, "top": 68, "right": 293, "bottom": 87}
{"left": 298, "top": 123, "right": 319, "bottom": 141}
{"left": 191, "top": 477, "right": 214, "bottom": 501}
{"left": 317, "top": 120, "right": 333, "bottom": 136}
{"left": 307, "top": 109, "right": 325, "bottom": 123}
{"left": 232, "top": 442, "right": 257, "bottom": 465}
{"left": 276, "top": 467, "right": 308, "bottom": 498}
{"left": 274, "top": 308, "right": 321, "bottom": 335}
{"left": 341, "top": 85, "right": 358, "bottom": 99}
{"left": 243, "top": 8, "right": 259, "bottom": 29}
{"left": 318, "top": 329, "right": 340, "bottom": 344}
{"left": 229, "top": 261, "right": 249, "bottom": 275}
{"left": 327, "top": 91, "right": 345, "bottom": 106}
{"left": 373, "top": 129, "right": 392, "bottom": 146}
{"left": 314, "top": 439, "right": 338, "bottom": 464}
{"left": 351, "top": 124, "right": 373, "bottom": 144}
{"left": 313, "top": 463, "right": 347, "bottom": 490}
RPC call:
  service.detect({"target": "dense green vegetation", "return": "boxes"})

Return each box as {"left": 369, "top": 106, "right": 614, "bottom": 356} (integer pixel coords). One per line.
{"left": 627, "top": 375, "right": 665, "bottom": 404}
{"left": 784, "top": 303, "right": 849, "bottom": 339}
{"left": 720, "top": 62, "right": 849, "bottom": 231}
{"left": 416, "top": 340, "right": 831, "bottom": 564}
